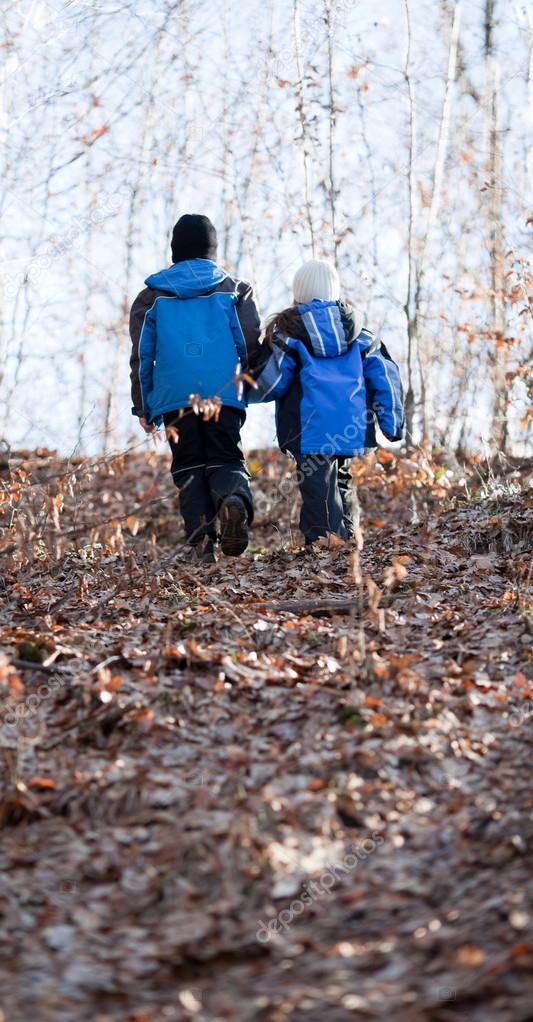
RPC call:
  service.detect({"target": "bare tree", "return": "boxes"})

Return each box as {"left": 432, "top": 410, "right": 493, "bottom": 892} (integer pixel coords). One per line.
{"left": 293, "top": 0, "right": 316, "bottom": 256}
{"left": 1, "top": 0, "right": 530, "bottom": 456}
{"left": 323, "top": 0, "right": 338, "bottom": 266}
{"left": 484, "top": 0, "right": 508, "bottom": 451}
{"left": 402, "top": 0, "right": 418, "bottom": 445}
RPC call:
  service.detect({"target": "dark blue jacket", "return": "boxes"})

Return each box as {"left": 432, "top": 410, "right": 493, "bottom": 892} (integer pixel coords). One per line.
{"left": 129, "top": 260, "right": 261, "bottom": 422}
{"left": 250, "top": 300, "right": 404, "bottom": 455}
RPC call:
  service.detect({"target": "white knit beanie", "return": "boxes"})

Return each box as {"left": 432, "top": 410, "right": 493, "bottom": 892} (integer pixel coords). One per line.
{"left": 293, "top": 259, "right": 341, "bottom": 304}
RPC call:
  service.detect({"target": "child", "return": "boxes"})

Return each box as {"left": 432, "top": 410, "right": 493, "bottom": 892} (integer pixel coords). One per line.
{"left": 251, "top": 259, "right": 404, "bottom": 544}
{"left": 129, "top": 214, "right": 261, "bottom": 562}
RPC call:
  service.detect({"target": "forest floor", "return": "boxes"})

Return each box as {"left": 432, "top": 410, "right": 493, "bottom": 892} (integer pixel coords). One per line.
{"left": 0, "top": 444, "right": 532, "bottom": 1022}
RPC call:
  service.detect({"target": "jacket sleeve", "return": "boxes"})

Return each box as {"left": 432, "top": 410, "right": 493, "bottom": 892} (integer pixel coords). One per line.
{"left": 234, "top": 281, "right": 262, "bottom": 371}
{"left": 129, "top": 288, "right": 157, "bottom": 419}
{"left": 360, "top": 334, "right": 405, "bottom": 441}
{"left": 248, "top": 340, "right": 298, "bottom": 404}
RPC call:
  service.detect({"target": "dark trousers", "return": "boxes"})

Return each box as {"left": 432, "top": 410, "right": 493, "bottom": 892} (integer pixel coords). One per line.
{"left": 294, "top": 454, "right": 356, "bottom": 542}
{"left": 164, "top": 407, "right": 253, "bottom": 545}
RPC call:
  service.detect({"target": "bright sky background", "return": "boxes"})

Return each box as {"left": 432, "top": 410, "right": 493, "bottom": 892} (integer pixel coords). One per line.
{"left": 1, "top": 0, "right": 531, "bottom": 455}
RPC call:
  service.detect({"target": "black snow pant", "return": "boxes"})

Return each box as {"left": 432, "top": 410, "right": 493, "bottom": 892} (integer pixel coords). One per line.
{"left": 164, "top": 407, "right": 253, "bottom": 546}
{"left": 293, "top": 454, "right": 356, "bottom": 542}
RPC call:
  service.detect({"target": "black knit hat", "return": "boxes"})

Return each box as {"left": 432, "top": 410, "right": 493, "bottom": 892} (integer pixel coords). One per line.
{"left": 171, "top": 214, "right": 218, "bottom": 263}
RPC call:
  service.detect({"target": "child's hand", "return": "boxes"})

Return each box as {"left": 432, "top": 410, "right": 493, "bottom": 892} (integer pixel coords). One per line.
{"left": 139, "top": 417, "right": 156, "bottom": 434}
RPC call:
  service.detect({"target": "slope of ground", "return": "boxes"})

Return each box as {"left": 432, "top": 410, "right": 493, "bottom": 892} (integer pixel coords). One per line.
{"left": 0, "top": 446, "right": 532, "bottom": 1022}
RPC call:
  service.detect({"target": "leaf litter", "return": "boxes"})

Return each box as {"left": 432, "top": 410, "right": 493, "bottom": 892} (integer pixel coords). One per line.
{"left": 0, "top": 447, "right": 531, "bottom": 1022}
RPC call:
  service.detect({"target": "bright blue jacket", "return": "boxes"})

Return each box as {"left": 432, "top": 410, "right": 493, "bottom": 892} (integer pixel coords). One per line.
{"left": 129, "top": 260, "right": 261, "bottom": 422}
{"left": 250, "top": 299, "right": 404, "bottom": 455}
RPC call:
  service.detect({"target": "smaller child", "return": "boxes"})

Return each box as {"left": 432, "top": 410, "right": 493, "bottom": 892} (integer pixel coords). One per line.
{"left": 251, "top": 259, "right": 404, "bottom": 544}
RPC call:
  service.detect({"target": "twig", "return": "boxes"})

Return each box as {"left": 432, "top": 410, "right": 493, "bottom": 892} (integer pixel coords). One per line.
{"left": 11, "top": 660, "right": 74, "bottom": 674}
{"left": 41, "top": 700, "right": 136, "bottom": 750}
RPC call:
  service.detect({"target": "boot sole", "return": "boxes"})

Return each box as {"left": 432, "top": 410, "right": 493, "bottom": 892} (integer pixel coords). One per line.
{"left": 220, "top": 502, "right": 249, "bottom": 556}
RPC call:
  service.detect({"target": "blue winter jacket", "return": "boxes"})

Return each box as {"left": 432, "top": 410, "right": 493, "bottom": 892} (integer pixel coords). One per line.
{"left": 250, "top": 299, "right": 404, "bottom": 455}
{"left": 129, "top": 260, "right": 261, "bottom": 423}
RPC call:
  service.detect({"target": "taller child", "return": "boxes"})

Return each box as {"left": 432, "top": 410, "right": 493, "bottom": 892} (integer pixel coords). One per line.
{"left": 129, "top": 214, "right": 261, "bottom": 562}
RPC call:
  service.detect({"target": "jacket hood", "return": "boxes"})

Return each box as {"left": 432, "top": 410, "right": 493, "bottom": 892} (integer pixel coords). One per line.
{"left": 295, "top": 299, "right": 365, "bottom": 358}
{"left": 145, "top": 259, "right": 227, "bottom": 298}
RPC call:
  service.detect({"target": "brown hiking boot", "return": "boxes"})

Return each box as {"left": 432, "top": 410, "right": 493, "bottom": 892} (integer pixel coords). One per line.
{"left": 220, "top": 497, "right": 249, "bottom": 556}
{"left": 188, "top": 540, "right": 216, "bottom": 564}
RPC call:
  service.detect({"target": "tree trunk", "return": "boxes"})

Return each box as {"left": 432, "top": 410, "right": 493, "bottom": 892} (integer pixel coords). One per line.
{"left": 403, "top": 0, "right": 417, "bottom": 447}
{"left": 484, "top": 0, "right": 507, "bottom": 452}
{"left": 324, "top": 0, "right": 339, "bottom": 265}
{"left": 293, "top": 0, "right": 316, "bottom": 254}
